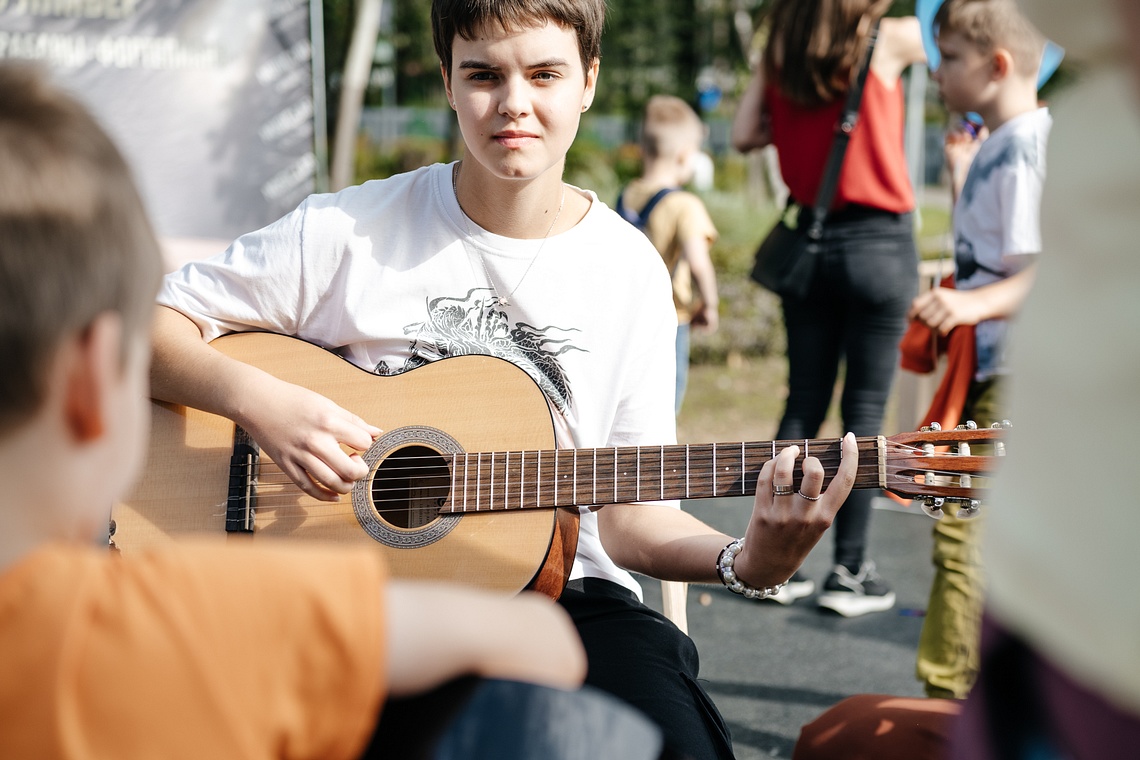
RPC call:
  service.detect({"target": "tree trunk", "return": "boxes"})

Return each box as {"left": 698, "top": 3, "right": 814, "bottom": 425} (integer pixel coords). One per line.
{"left": 331, "top": 0, "right": 383, "bottom": 191}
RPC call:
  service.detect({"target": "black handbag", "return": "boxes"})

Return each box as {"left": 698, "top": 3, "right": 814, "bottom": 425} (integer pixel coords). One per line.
{"left": 750, "top": 20, "right": 881, "bottom": 299}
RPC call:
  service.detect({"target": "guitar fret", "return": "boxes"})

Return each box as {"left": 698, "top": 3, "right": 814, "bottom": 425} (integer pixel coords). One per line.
{"left": 660, "top": 445, "right": 664, "bottom": 501}
{"left": 573, "top": 449, "right": 578, "bottom": 505}
{"left": 741, "top": 442, "right": 746, "bottom": 495}
{"left": 450, "top": 454, "right": 457, "bottom": 512}
{"left": 636, "top": 446, "right": 641, "bottom": 502}
{"left": 537, "top": 452, "right": 543, "bottom": 509}
{"left": 613, "top": 446, "right": 618, "bottom": 504}
{"left": 464, "top": 453, "right": 470, "bottom": 512}
{"left": 685, "top": 444, "right": 690, "bottom": 499}
{"left": 592, "top": 448, "right": 597, "bottom": 505}
{"left": 713, "top": 445, "right": 717, "bottom": 497}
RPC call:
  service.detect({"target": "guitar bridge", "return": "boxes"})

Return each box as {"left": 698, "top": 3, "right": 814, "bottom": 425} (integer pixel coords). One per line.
{"left": 226, "top": 425, "right": 259, "bottom": 533}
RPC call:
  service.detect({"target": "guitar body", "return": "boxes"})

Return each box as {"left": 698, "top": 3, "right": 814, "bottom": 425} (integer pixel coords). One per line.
{"left": 113, "top": 333, "right": 577, "bottom": 596}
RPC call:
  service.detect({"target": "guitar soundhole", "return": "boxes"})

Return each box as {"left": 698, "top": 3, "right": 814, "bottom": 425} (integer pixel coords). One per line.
{"left": 371, "top": 445, "right": 451, "bottom": 529}
{"left": 352, "top": 426, "right": 461, "bottom": 548}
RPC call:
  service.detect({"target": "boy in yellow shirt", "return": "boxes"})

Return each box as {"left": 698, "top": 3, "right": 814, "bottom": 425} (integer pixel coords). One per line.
{"left": 616, "top": 94, "right": 720, "bottom": 415}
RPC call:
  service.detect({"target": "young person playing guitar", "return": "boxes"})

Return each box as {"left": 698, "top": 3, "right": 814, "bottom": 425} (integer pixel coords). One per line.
{"left": 0, "top": 62, "right": 690, "bottom": 760}
{"left": 149, "top": 1, "right": 860, "bottom": 757}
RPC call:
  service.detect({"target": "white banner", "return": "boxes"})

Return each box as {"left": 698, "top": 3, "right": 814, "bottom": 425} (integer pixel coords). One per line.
{"left": 1, "top": 0, "right": 320, "bottom": 262}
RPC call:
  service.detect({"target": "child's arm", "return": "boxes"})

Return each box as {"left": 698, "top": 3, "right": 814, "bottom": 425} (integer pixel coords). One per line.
{"left": 150, "top": 305, "right": 379, "bottom": 501}
{"left": 908, "top": 264, "right": 1038, "bottom": 336}
{"left": 731, "top": 66, "right": 771, "bottom": 153}
{"left": 682, "top": 235, "right": 719, "bottom": 332}
{"left": 870, "top": 16, "right": 927, "bottom": 83}
{"left": 385, "top": 584, "right": 586, "bottom": 696}
{"left": 945, "top": 120, "right": 988, "bottom": 204}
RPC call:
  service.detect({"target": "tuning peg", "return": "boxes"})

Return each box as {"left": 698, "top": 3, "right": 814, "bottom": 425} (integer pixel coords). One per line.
{"left": 956, "top": 500, "right": 981, "bottom": 520}
{"left": 920, "top": 422, "right": 942, "bottom": 433}
{"left": 957, "top": 420, "right": 978, "bottom": 430}
{"left": 922, "top": 497, "right": 945, "bottom": 520}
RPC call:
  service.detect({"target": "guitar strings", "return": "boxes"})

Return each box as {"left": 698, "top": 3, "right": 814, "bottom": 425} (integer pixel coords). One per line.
{"left": 209, "top": 454, "right": 987, "bottom": 517}
{"left": 232, "top": 437, "right": 978, "bottom": 481}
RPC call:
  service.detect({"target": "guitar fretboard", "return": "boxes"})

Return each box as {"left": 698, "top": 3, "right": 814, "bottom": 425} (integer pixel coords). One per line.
{"left": 440, "top": 436, "right": 885, "bottom": 512}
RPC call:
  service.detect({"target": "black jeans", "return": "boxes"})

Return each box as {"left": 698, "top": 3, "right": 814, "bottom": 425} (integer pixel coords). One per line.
{"left": 776, "top": 206, "right": 918, "bottom": 571}
{"left": 559, "top": 578, "right": 735, "bottom": 760}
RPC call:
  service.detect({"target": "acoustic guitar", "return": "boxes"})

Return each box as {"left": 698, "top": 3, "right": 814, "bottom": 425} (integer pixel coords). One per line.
{"left": 112, "top": 332, "right": 1004, "bottom": 598}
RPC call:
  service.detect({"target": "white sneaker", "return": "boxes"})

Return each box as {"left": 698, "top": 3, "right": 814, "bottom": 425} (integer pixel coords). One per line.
{"left": 816, "top": 561, "right": 896, "bottom": 617}
{"left": 766, "top": 571, "right": 816, "bottom": 605}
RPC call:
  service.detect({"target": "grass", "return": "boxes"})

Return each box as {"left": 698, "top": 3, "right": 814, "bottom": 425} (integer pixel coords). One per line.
{"left": 676, "top": 357, "right": 848, "bottom": 445}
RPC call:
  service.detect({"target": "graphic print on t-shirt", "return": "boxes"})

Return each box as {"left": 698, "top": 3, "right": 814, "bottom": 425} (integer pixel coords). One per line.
{"left": 374, "top": 288, "right": 586, "bottom": 413}
{"left": 950, "top": 108, "right": 1049, "bottom": 381}
{"left": 955, "top": 134, "right": 1040, "bottom": 287}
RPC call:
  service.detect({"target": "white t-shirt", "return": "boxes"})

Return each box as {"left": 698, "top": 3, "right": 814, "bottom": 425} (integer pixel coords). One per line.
{"left": 952, "top": 107, "right": 1052, "bottom": 380}
{"left": 159, "top": 161, "right": 679, "bottom": 598}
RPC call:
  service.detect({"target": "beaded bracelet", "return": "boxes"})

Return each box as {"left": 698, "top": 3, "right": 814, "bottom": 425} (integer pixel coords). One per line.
{"left": 716, "top": 538, "right": 788, "bottom": 600}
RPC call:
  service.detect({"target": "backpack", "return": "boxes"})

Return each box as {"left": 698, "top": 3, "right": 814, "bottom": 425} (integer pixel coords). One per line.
{"left": 614, "top": 187, "right": 676, "bottom": 235}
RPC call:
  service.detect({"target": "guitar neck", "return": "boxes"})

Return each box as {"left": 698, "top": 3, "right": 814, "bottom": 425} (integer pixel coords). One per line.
{"left": 440, "top": 436, "right": 883, "bottom": 513}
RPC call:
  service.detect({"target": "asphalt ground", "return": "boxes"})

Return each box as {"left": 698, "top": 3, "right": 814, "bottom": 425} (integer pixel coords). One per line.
{"left": 637, "top": 497, "right": 936, "bottom": 760}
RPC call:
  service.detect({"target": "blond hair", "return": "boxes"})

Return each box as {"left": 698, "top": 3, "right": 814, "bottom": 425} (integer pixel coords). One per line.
{"left": 936, "top": 0, "right": 1046, "bottom": 78}
{"left": 0, "top": 64, "right": 163, "bottom": 434}
{"left": 640, "top": 95, "right": 704, "bottom": 161}
{"left": 432, "top": 0, "right": 605, "bottom": 76}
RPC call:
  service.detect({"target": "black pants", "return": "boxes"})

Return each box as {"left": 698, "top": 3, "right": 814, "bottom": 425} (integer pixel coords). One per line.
{"left": 559, "top": 578, "right": 735, "bottom": 760}
{"left": 776, "top": 207, "right": 918, "bottom": 570}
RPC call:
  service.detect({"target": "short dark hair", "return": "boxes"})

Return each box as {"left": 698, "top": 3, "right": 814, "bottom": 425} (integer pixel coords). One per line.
{"left": 432, "top": 0, "right": 605, "bottom": 76}
{"left": 0, "top": 64, "right": 163, "bottom": 434}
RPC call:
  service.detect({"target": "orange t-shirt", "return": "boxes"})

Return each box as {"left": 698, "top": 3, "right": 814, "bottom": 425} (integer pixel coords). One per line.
{"left": 765, "top": 69, "right": 915, "bottom": 213}
{"left": 0, "top": 542, "right": 387, "bottom": 759}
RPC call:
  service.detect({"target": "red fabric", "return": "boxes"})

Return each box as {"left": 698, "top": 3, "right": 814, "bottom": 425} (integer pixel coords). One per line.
{"left": 766, "top": 70, "right": 914, "bottom": 213}
{"left": 891, "top": 276, "right": 977, "bottom": 505}
{"left": 794, "top": 694, "right": 960, "bottom": 760}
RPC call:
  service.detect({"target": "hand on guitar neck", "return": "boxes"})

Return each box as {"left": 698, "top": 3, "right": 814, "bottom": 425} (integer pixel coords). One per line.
{"left": 596, "top": 433, "right": 859, "bottom": 593}
{"left": 734, "top": 434, "right": 858, "bottom": 590}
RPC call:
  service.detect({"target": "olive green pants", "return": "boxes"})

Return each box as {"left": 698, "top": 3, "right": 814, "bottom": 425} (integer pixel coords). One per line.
{"left": 915, "top": 378, "right": 1001, "bottom": 699}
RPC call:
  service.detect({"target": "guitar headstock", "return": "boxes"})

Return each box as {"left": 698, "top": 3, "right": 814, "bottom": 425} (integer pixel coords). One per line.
{"left": 882, "top": 421, "right": 1010, "bottom": 519}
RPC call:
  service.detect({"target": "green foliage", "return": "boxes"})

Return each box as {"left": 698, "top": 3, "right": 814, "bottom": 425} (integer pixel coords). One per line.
{"left": 596, "top": 0, "right": 705, "bottom": 115}
{"left": 354, "top": 135, "right": 451, "bottom": 180}
{"left": 689, "top": 190, "right": 785, "bottom": 363}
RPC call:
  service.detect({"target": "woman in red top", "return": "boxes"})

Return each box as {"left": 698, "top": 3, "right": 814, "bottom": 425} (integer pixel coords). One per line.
{"left": 732, "top": 0, "right": 926, "bottom": 617}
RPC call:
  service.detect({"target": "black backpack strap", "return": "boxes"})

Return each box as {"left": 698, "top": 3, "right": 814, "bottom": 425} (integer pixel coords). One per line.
{"left": 614, "top": 188, "right": 639, "bottom": 225}
{"left": 616, "top": 187, "right": 678, "bottom": 231}
{"left": 638, "top": 187, "right": 677, "bottom": 226}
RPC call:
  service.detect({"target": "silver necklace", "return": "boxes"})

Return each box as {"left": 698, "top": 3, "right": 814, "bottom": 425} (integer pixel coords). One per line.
{"left": 452, "top": 162, "right": 565, "bottom": 307}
